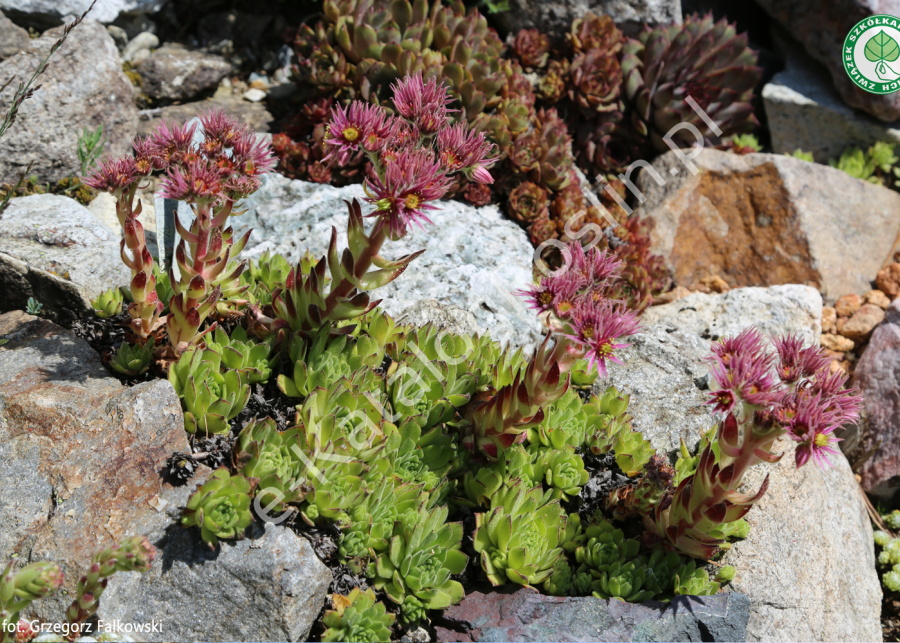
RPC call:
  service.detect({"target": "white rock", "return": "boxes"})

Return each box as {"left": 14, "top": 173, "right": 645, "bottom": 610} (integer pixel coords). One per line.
{"left": 122, "top": 30, "right": 157, "bottom": 62}
{"left": 0, "top": 0, "right": 166, "bottom": 24}
{"left": 234, "top": 174, "right": 544, "bottom": 352}
{"left": 242, "top": 87, "right": 267, "bottom": 103}
{"left": 642, "top": 285, "right": 824, "bottom": 347}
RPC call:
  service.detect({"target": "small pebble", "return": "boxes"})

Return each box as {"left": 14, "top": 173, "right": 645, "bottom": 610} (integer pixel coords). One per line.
{"left": 243, "top": 88, "right": 267, "bottom": 102}
{"left": 699, "top": 274, "right": 730, "bottom": 293}
{"left": 653, "top": 285, "right": 692, "bottom": 305}
{"left": 877, "top": 263, "right": 900, "bottom": 300}
{"left": 839, "top": 303, "right": 886, "bottom": 343}
{"left": 821, "top": 333, "right": 854, "bottom": 352}
{"left": 865, "top": 289, "right": 891, "bottom": 310}
{"left": 834, "top": 293, "right": 862, "bottom": 318}
{"left": 822, "top": 306, "right": 837, "bottom": 334}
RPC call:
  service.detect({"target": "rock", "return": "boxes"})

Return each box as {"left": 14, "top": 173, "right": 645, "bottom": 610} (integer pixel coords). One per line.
{"left": 121, "top": 30, "right": 157, "bottom": 62}
{"left": 105, "top": 23, "right": 127, "bottom": 49}
{"left": 854, "top": 300, "right": 900, "bottom": 498}
{"left": 594, "top": 324, "right": 714, "bottom": 453}
{"left": 635, "top": 149, "right": 900, "bottom": 303}
{"left": 243, "top": 87, "right": 266, "bottom": 102}
{"left": 822, "top": 306, "right": 837, "bottom": 334}
{"left": 137, "top": 94, "right": 274, "bottom": 137}
{"left": 0, "top": 10, "right": 29, "bottom": 60}
{"left": 492, "top": 0, "right": 681, "bottom": 41}
{"left": 821, "top": 333, "right": 855, "bottom": 353}
{"left": 0, "top": 194, "right": 131, "bottom": 325}
{"left": 112, "top": 11, "right": 155, "bottom": 39}
{"left": 641, "top": 285, "right": 823, "bottom": 346}
{"left": 0, "top": 20, "right": 138, "bottom": 184}
{"left": 755, "top": 0, "right": 900, "bottom": 123}
{"left": 396, "top": 299, "right": 480, "bottom": 337}
{"left": 649, "top": 284, "right": 691, "bottom": 305}
{"left": 401, "top": 626, "right": 431, "bottom": 643}
{"left": 834, "top": 293, "right": 863, "bottom": 318}
{"left": 878, "top": 263, "right": 900, "bottom": 300}
{"left": 0, "top": 312, "right": 331, "bottom": 640}
{"left": 0, "top": 0, "right": 167, "bottom": 25}
{"left": 100, "top": 522, "right": 330, "bottom": 642}
{"left": 723, "top": 438, "right": 881, "bottom": 642}
{"left": 762, "top": 27, "right": 900, "bottom": 162}
{"left": 135, "top": 44, "right": 231, "bottom": 101}
{"left": 235, "top": 174, "right": 544, "bottom": 352}
{"left": 839, "top": 303, "right": 886, "bottom": 343}
{"left": 197, "top": 10, "right": 272, "bottom": 46}
{"left": 867, "top": 289, "right": 892, "bottom": 310}
{"left": 434, "top": 589, "right": 750, "bottom": 642}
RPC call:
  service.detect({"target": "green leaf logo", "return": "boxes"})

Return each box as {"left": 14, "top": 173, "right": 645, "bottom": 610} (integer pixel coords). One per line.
{"left": 865, "top": 30, "right": 900, "bottom": 62}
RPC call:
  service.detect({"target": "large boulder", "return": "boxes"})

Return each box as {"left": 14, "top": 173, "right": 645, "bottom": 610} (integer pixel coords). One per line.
{"left": 0, "top": 194, "right": 131, "bottom": 325}
{"left": 137, "top": 94, "right": 274, "bottom": 137}
{"left": 492, "top": 0, "right": 681, "bottom": 39}
{"left": 754, "top": 0, "right": 900, "bottom": 123}
{"left": 0, "top": 10, "right": 29, "bottom": 59}
{"left": 233, "top": 174, "right": 544, "bottom": 352}
{"left": 643, "top": 285, "right": 823, "bottom": 346}
{"left": 435, "top": 589, "right": 749, "bottom": 642}
{"left": 0, "top": 20, "right": 138, "bottom": 184}
{"left": 762, "top": 28, "right": 900, "bottom": 163}
{"left": 0, "top": 311, "right": 331, "bottom": 641}
{"left": 853, "top": 299, "right": 900, "bottom": 499}
{"left": 635, "top": 149, "right": 900, "bottom": 303}
{"left": 0, "top": 0, "right": 166, "bottom": 25}
{"left": 723, "top": 438, "right": 882, "bottom": 642}
{"left": 134, "top": 44, "right": 231, "bottom": 101}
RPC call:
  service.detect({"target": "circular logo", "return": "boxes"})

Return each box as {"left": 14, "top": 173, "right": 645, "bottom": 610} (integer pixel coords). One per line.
{"left": 844, "top": 15, "right": 900, "bottom": 94}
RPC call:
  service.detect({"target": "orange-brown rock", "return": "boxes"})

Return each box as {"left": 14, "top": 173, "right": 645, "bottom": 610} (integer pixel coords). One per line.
{"left": 865, "top": 289, "right": 891, "bottom": 310}
{"left": 877, "top": 263, "right": 900, "bottom": 300}
{"left": 834, "top": 294, "right": 863, "bottom": 318}
{"left": 821, "top": 333, "right": 854, "bottom": 353}
{"left": 839, "top": 304, "right": 886, "bottom": 343}
{"left": 822, "top": 306, "right": 837, "bottom": 334}
{"left": 636, "top": 150, "right": 900, "bottom": 302}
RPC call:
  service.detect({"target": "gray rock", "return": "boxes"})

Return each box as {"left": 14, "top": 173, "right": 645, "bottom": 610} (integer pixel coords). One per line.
{"left": 0, "top": 10, "right": 29, "bottom": 60}
{"left": 0, "top": 311, "right": 332, "bottom": 642}
{"left": 397, "top": 300, "right": 480, "bottom": 337}
{"left": 0, "top": 194, "right": 131, "bottom": 325}
{"left": 634, "top": 149, "right": 900, "bottom": 303}
{"left": 852, "top": 300, "right": 900, "bottom": 500}
{"left": 235, "top": 174, "right": 544, "bottom": 352}
{"left": 594, "top": 324, "right": 714, "bottom": 453}
{"left": 434, "top": 589, "right": 749, "bottom": 642}
{"left": 100, "top": 522, "right": 331, "bottom": 643}
{"left": 723, "top": 438, "right": 881, "bottom": 642}
{"left": 754, "top": 0, "right": 900, "bottom": 123}
{"left": 0, "top": 0, "right": 167, "bottom": 25}
{"left": 136, "top": 94, "right": 274, "bottom": 137}
{"left": 763, "top": 26, "right": 900, "bottom": 163}
{"left": 493, "top": 0, "right": 681, "bottom": 40}
{"left": 134, "top": 44, "right": 230, "bottom": 101}
{"left": 112, "top": 11, "right": 156, "bottom": 39}
{"left": 121, "top": 29, "right": 157, "bottom": 62}
{"left": 0, "top": 20, "right": 138, "bottom": 184}
{"left": 643, "top": 285, "right": 823, "bottom": 346}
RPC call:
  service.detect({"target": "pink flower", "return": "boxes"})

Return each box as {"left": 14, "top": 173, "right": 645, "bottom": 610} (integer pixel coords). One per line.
{"left": 564, "top": 243, "right": 623, "bottom": 296}
{"left": 232, "top": 127, "right": 276, "bottom": 177}
{"left": 564, "top": 300, "right": 640, "bottom": 378}
{"left": 437, "top": 122, "right": 498, "bottom": 183}
{"left": 159, "top": 159, "right": 223, "bottom": 203}
{"left": 515, "top": 283, "right": 555, "bottom": 314}
{"left": 323, "top": 101, "right": 391, "bottom": 165}
{"left": 391, "top": 72, "right": 454, "bottom": 134}
{"left": 147, "top": 119, "right": 198, "bottom": 165}
{"left": 773, "top": 334, "right": 830, "bottom": 383}
{"left": 200, "top": 108, "right": 240, "bottom": 148}
{"left": 363, "top": 150, "right": 452, "bottom": 238}
{"left": 83, "top": 157, "right": 139, "bottom": 193}
{"left": 794, "top": 426, "right": 842, "bottom": 468}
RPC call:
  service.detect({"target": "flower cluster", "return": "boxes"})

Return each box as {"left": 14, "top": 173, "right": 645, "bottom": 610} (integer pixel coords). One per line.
{"left": 323, "top": 73, "right": 496, "bottom": 239}
{"left": 85, "top": 109, "right": 275, "bottom": 355}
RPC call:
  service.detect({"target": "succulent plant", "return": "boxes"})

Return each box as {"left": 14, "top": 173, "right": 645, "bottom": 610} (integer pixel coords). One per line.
{"left": 727, "top": 133, "right": 762, "bottom": 154}
{"left": 321, "top": 587, "right": 395, "bottom": 643}
{"left": 612, "top": 425, "right": 656, "bottom": 476}
{"left": 607, "top": 454, "right": 674, "bottom": 518}
{"left": 388, "top": 346, "right": 477, "bottom": 429}
{"left": 537, "top": 59, "right": 569, "bottom": 104}
{"left": 584, "top": 387, "right": 633, "bottom": 456}
{"left": 574, "top": 519, "right": 641, "bottom": 574}
{"left": 507, "top": 181, "right": 549, "bottom": 224}
{"left": 528, "top": 216, "right": 559, "bottom": 245}
{"left": 568, "top": 12, "right": 623, "bottom": 55}
{"left": 543, "top": 557, "right": 575, "bottom": 596}
{"left": 886, "top": 510, "right": 900, "bottom": 531}
{"left": 0, "top": 560, "right": 64, "bottom": 643}
{"left": 473, "top": 481, "right": 567, "bottom": 586}
{"left": 875, "top": 530, "right": 893, "bottom": 547}
{"left": 568, "top": 48, "right": 622, "bottom": 116}
{"left": 459, "top": 443, "right": 539, "bottom": 508}
{"left": 371, "top": 504, "right": 467, "bottom": 610}
{"left": 534, "top": 446, "right": 589, "bottom": 501}
{"left": 91, "top": 287, "right": 124, "bottom": 318}
{"left": 181, "top": 468, "right": 255, "bottom": 547}
{"left": 339, "top": 479, "right": 424, "bottom": 563}
{"left": 168, "top": 347, "right": 250, "bottom": 434}
{"left": 205, "top": 326, "right": 276, "bottom": 385}
{"left": 233, "top": 417, "right": 309, "bottom": 513}
{"left": 513, "top": 28, "right": 550, "bottom": 69}
{"left": 621, "top": 13, "right": 761, "bottom": 152}
{"left": 107, "top": 337, "right": 155, "bottom": 377}
{"left": 672, "top": 560, "right": 722, "bottom": 596}
{"left": 590, "top": 559, "right": 656, "bottom": 602}
{"left": 527, "top": 388, "right": 589, "bottom": 450}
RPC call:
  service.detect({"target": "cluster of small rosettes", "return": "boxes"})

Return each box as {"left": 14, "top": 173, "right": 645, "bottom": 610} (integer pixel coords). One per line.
{"left": 517, "top": 241, "right": 641, "bottom": 377}
{"left": 85, "top": 109, "right": 276, "bottom": 203}
{"left": 705, "top": 328, "right": 862, "bottom": 468}
{"left": 322, "top": 72, "right": 497, "bottom": 238}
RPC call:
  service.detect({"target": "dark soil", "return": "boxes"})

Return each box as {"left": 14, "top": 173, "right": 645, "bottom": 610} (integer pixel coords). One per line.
{"left": 883, "top": 590, "right": 900, "bottom": 641}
